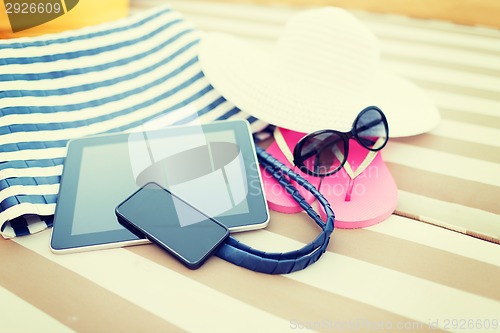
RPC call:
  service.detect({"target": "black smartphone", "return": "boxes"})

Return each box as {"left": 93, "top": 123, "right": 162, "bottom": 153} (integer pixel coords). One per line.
{"left": 115, "top": 183, "right": 229, "bottom": 269}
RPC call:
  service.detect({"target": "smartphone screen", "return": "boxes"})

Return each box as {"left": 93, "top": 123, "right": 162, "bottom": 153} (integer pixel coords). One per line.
{"left": 115, "top": 183, "right": 229, "bottom": 269}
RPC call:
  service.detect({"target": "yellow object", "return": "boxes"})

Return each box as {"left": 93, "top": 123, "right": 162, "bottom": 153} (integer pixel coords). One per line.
{"left": 0, "top": 0, "right": 129, "bottom": 39}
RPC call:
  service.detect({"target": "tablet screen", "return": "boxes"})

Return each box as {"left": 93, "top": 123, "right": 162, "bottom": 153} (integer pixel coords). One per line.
{"left": 51, "top": 120, "right": 268, "bottom": 253}
{"left": 71, "top": 142, "right": 137, "bottom": 236}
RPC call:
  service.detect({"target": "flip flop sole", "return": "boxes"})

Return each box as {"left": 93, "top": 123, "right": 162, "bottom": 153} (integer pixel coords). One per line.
{"left": 261, "top": 139, "right": 320, "bottom": 213}
{"left": 317, "top": 145, "right": 398, "bottom": 228}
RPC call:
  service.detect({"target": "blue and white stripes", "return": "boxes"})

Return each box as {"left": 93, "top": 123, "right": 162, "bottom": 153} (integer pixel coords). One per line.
{"left": 0, "top": 6, "right": 267, "bottom": 238}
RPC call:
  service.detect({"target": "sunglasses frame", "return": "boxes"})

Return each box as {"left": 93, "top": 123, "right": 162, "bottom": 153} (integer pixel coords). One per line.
{"left": 292, "top": 106, "right": 389, "bottom": 177}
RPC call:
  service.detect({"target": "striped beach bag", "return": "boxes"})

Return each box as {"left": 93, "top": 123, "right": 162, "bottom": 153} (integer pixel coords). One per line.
{"left": 0, "top": 6, "right": 268, "bottom": 238}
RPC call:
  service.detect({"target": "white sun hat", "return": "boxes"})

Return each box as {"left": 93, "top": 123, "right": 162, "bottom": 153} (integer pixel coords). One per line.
{"left": 199, "top": 7, "right": 440, "bottom": 137}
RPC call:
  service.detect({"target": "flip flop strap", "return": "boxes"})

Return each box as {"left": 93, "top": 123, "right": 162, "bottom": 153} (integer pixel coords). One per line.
{"left": 215, "top": 145, "right": 335, "bottom": 274}
{"left": 273, "top": 127, "right": 295, "bottom": 165}
{"left": 333, "top": 137, "right": 385, "bottom": 179}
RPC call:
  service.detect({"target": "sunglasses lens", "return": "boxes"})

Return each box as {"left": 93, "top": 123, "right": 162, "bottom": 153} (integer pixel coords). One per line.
{"left": 298, "top": 132, "right": 346, "bottom": 176}
{"left": 355, "top": 108, "right": 388, "bottom": 150}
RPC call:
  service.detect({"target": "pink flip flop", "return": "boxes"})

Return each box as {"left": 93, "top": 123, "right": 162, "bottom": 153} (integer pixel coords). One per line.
{"left": 261, "top": 127, "right": 397, "bottom": 228}
{"left": 316, "top": 139, "right": 398, "bottom": 228}
{"left": 259, "top": 128, "right": 321, "bottom": 213}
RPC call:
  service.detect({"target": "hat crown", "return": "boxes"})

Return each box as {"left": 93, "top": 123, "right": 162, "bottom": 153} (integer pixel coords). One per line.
{"left": 199, "top": 7, "right": 440, "bottom": 137}
{"left": 273, "top": 8, "right": 380, "bottom": 90}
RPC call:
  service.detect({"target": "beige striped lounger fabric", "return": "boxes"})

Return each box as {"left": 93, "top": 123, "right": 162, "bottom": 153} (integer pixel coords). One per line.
{"left": 1, "top": 1, "right": 499, "bottom": 332}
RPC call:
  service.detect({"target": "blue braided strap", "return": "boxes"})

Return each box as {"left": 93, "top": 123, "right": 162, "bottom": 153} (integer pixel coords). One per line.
{"left": 216, "top": 146, "right": 335, "bottom": 274}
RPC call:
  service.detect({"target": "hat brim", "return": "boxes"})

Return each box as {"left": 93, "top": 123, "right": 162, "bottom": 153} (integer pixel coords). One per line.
{"left": 199, "top": 32, "right": 440, "bottom": 137}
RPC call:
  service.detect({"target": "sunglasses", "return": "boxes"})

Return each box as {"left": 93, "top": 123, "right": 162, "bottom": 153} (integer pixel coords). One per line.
{"left": 275, "top": 106, "right": 389, "bottom": 177}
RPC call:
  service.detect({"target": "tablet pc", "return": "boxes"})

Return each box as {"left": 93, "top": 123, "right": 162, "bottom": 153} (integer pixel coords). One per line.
{"left": 50, "top": 120, "right": 269, "bottom": 253}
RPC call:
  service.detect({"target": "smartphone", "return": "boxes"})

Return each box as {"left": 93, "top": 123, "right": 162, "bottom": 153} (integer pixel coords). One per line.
{"left": 115, "top": 183, "right": 229, "bottom": 269}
